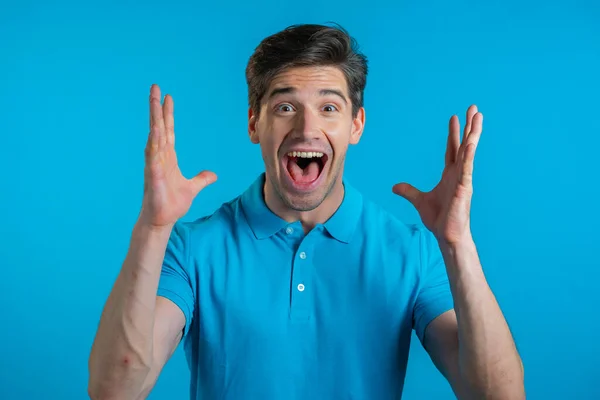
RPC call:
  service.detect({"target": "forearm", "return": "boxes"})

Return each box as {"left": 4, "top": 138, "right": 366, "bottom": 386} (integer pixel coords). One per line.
{"left": 440, "top": 238, "right": 525, "bottom": 399}
{"left": 88, "top": 220, "right": 172, "bottom": 399}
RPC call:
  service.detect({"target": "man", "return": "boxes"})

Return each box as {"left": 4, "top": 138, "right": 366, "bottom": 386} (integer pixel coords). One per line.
{"left": 88, "top": 24, "right": 525, "bottom": 399}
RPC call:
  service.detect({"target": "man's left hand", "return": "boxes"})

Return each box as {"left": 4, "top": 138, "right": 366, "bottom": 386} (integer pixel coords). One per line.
{"left": 393, "top": 105, "right": 483, "bottom": 246}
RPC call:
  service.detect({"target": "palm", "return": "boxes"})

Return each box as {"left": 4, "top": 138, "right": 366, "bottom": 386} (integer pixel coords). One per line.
{"left": 140, "top": 84, "right": 217, "bottom": 228}
{"left": 393, "top": 105, "right": 483, "bottom": 245}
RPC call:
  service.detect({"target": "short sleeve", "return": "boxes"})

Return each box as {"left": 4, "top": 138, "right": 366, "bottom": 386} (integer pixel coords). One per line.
{"left": 412, "top": 228, "right": 454, "bottom": 345}
{"left": 157, "top": 221, "right": 196, "bottom": 338}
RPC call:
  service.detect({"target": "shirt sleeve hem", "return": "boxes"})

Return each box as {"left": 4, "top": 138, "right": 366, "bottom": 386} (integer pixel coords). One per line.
{"left": 157, "top": 288, "right": 193, "bottom": 337}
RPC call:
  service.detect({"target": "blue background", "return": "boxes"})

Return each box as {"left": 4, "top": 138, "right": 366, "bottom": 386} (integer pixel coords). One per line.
{"left": 1, "top": 0, "right": 599, "bottom": 399}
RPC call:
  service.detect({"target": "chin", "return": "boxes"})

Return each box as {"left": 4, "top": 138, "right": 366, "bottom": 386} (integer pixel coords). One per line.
{"left": 275, "top": 169, "right": 340, "bottom": 213}
{"left": 279, "top": 190, "right": 328, "bottom": 212}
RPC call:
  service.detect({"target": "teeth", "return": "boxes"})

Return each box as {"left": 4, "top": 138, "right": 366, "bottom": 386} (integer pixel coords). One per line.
{"left": 287, "top": 151, "right": 324, "bottom": 158}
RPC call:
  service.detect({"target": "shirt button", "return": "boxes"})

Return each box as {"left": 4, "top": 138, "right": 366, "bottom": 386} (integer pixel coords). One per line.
{"left": 286, "top": 227, "right": 294, "bottom": 235}
{"left": 299, "top": 251, "right": 307, "bottom": 259}
{"left": 297, "top": 283, "right": 305, "bottom": 292}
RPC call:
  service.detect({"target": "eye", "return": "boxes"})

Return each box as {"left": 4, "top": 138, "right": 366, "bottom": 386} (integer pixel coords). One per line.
{"left": 276, "top": 103, "right": 295, "bottom": 113}
{"left": 322, "top": 104, "right": 338, "bottom": 112}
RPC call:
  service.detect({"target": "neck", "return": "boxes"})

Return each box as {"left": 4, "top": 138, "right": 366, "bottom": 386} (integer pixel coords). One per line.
{"left": 264, "top": 176, "right": 345, "bottom": 233}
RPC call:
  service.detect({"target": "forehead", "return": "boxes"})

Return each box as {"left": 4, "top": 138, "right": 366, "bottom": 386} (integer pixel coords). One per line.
{"left": 266, "top": 66, "right": 348, "bottom": 96}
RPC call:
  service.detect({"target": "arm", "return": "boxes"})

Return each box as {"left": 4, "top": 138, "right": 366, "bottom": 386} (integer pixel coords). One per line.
{"left": 137, "top": 297, "right": 187, "bottom": 399}
{"left": 88, "top": 84, "right": 216, "bottom": 399}
{"left": 423, "top": 238, "right": 524, "bottom": 399}
{"left": 394, "top": 105, "right": 524, "bottom": 398}
{"left": 87, "top": 222, "right": 184, "bottom": 400}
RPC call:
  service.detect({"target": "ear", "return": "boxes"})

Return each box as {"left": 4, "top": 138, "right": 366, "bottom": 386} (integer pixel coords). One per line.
{"left": 349, "top": 107, "right": 365, "bottom": 145}
{"left": 248, "top": 107, "right": 260, "bottom": 144}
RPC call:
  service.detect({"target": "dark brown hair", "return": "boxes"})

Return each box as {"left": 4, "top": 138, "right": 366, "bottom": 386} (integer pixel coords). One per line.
{"left": 245, "top": 23, "right": 368, "bottom": 118}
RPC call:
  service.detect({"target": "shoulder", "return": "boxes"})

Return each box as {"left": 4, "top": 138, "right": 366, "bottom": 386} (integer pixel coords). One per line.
{"left": 357, "top": 195, "right": 438, "bottom": 265}
{"left": 173, "top": 195, "right": 246, "bottom": 245}
{"left": 358, "top": 196, "right": 423, "bottom": 243}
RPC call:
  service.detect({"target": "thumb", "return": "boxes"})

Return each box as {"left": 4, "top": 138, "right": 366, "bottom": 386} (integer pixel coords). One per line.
{"left": 190, "top": 170, "right": 217, "bottom": 196}
{"left": 392, "top": 183, "right": 422, "bottom": 208}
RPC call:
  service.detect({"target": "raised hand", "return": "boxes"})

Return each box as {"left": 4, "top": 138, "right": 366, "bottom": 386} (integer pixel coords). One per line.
{"left": 139, "top": 84, "right": 217, "bottom": 228}
{"left": 392, "top": 105, "right": 483, "bottom": 245}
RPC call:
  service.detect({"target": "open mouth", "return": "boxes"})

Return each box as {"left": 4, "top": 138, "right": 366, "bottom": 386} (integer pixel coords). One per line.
{"left": 283, "top": 151, "right": 329, "bottom": 187}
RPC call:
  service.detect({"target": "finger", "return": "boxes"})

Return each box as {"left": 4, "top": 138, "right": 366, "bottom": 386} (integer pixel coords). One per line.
{"left": 458, "top": 104, "right": 478, "bottom": 162}
{"left": 466, "top": 112, "right": 483, "bottom": 150}
{"left": 145, "top": 122, "right": 162, "bottom": 164}
{"left": 149, "top": 84, "right": 165, "bottom": 150}
{"left": 163, "top": 94, "right": 175, "bottom": 146}
{"left": 463, "top": 104, "right": 478, "bottom": 143}
{"left": 459, "top": 143, "right": 477, "bottom": 186}
{"left": 392, "top": 183, "right": 423, "bottom": 208}
{"left": 149, "top": 84, "right": 162, "bottom": 128}
{"left": 445, "top": 115, "right": 460, "bottom": 166}
{"left": 146, "top": 85, "right": 161, "bottom": 161}
{"left": 191, "top": 171, "right": 218, "bottom": 196}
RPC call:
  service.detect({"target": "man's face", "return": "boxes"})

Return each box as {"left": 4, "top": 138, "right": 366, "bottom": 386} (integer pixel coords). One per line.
{"left": 249, "top": 66, "right": 365, "bottom": 212}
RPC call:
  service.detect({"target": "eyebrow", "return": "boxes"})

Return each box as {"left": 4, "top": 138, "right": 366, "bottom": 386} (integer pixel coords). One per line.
{"left": 268, "top": 87, "right": 348, "bottom": 104}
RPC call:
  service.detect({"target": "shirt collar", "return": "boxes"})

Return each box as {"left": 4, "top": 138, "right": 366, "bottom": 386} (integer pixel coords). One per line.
{"left": 322, "top": 178, "right": 363, "bottom": 243}
{"left": 241, "top": 173, "right": 363, "bottom": 243}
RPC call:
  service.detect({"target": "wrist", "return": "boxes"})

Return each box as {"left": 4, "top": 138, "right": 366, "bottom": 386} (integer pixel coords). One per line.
{"left": 125, "top": 219, "right": 174, "bottom": 271}
{"left": 436, "top": 227, "right": 476, "bottom": 253}
{"left": 133, "top": 218, "right": 174, "bottom": 240}
{"left": 439, "top": 236, "right": 476, "bottom": 255}
{"left": 438, "top": 235, "right": 486, "bottom": 294}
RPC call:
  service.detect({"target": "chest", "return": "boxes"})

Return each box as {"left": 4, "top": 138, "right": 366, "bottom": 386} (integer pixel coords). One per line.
{"left": 193, "top": 227, "right": 420, "bottom": 351}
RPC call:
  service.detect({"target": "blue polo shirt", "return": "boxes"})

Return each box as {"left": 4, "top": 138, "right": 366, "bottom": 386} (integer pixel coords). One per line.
{"left": 157, "top": 173, "right": 454, "bottom": 399}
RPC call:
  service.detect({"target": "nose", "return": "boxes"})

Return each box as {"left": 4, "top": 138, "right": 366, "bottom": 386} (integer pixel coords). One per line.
{"left": 292, "top": 107, "right": 321, "bottom": 140}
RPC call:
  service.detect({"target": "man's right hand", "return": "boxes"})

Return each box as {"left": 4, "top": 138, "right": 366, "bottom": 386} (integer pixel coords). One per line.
{"left": 88, "top": 84, "right": 215, "bottom": 400}
{"left": 140, "top": 84, "right": 217, "bottom": 228}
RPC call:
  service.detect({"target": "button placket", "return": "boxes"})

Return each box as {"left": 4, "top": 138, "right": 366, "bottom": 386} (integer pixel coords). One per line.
{"left": 290, "top": 242, "right": 311, "bottom": 321}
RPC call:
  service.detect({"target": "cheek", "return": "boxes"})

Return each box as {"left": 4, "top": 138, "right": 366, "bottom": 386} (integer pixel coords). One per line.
{"left": 270, "top": 118, "right": 293, "bottom": 136}
{"left": 259, "top": 124, "right": 282, "bottom": 162}
{"left": 324, "top": 120, "right": 354, "bottom": 148}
